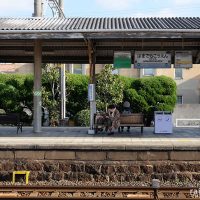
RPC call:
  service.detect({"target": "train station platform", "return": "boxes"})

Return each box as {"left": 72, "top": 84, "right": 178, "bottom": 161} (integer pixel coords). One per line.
{"left": 0, "top": 126, "right": 199, "bottom": 151}
{"left": 0, "top": 126, "right": 200, "bottom": 186}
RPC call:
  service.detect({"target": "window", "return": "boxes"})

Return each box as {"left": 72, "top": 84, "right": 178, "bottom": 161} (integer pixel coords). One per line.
{"left": 176, "top": 95, "right": 183, "bottom": 104}
{"left": 175, "top": 68, "right": 183, "bottom": 79}
{"left": 112, "top": 69, "right": 119, "bottom": 74}
{"left": 143, "top": 68, "right": 155, "bottom": 76}
{"left": 73, "top": 64, "right": 82, "bottom": 74}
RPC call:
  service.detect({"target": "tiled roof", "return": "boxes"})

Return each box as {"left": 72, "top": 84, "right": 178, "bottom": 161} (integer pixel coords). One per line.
{"left": 0, "top": 17, "right": 199, "bottom": 32}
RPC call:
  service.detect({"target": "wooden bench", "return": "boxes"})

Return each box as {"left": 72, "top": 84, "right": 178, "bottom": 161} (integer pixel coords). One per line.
{"left": 0, "top": 113, "right": 22, "bottom": 134}
{"left": 119, "top": 113, "right": 144, "bottom": 133}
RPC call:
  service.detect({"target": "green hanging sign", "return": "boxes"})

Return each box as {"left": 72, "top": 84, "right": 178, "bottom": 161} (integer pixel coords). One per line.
{"left": 114, "top": 51, "right": 132, "bottom": 69}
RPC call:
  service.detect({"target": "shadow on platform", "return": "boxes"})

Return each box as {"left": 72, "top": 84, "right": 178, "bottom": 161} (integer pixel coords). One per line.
{"left": 0, "top": 126, "right": 199, "bottom": 138}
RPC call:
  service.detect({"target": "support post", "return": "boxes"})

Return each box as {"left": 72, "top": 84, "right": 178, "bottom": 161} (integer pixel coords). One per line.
{"left": 87, "top": 40, "right": 96, "bottom": 134}
{"left": 60, "top": 64, "right": 66, "bottom": 120}
{"left": 33, "top": 40, "right": 42, "bottom": 133}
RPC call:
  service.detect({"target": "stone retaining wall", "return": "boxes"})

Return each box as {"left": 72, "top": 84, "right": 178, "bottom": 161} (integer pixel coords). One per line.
{"left": 0, "top": 150, "right": 200, "bottom": 186}
{"left": 1, "top": 150, "right": 200, "bottom": 161}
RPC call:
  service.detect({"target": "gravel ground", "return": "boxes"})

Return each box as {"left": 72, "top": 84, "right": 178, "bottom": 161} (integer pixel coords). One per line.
{"left": 0, "top": 180, "right": 198, "bottom": 188}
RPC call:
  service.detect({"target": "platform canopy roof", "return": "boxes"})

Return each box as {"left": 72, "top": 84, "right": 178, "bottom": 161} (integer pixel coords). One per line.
{"left": 0, "top": 17, "right": 199, "bottom": 63}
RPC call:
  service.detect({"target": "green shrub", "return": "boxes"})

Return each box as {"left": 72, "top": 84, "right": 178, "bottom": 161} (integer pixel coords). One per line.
{"left": 124, "top": 88, "right": 148, "bottom": 113}
{"left": 66, "top": 74, "right": 89, "bottom": 117}
{"left": 75, "top": 109, "right": 90, "bottom": 127}
{"left": 0, "top": 74, "right": 33, "bottom": 114}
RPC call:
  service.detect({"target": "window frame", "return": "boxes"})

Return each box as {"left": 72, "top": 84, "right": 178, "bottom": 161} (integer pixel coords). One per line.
{"left": 174, "top": 68, "right": 183, "bottom": 80}
{"left": 143, "top": 68, "right": 155, "bottom": 76}
{"left": 176, "top": 95, "right": 183, "bottom": 104}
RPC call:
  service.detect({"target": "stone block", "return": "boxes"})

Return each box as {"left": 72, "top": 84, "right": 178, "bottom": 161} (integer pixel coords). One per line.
{"left": 177, "top": 172, "right": 192, "bottom": 182}
{"left": 37, "top": 171, "right": 51, "bottom": 181}
{"left": 52, "top": 172, "right": 64, "bottom": 181}
{"left": 163, "top": 173, "right": 177, "bottom": 181}
{"left": 107, "top": 152, "right": 137, "bottom": 161}
{"left": 140, "top": 165, "right": 153, "bottom": 174}
{"left": 76, "top": 152, "right": 106, "bottom": 161}
{"left": 45, "top": 151, "right": 75, "bottom": 160}
{"left": 29, "top": 171, "right": 38, "bottom": 182}
{"left": 128, "top": 165, "right": 141, "bottom": 174}
{"left": 138, "top": 151, "right": 169, "bottom": 161}
{"left": 170, "top": 151, "right": 200, "bottom": 161}
{"left": 0, "top": 151, "right": 14, "bottom": 159}
{"left": 26, "top": 161, "right": 43, "bottom": 171}
{"left": 2, "top": 161, "right": 14, "bottom": 171}
{"left": 43, "top": 161, "right": 59, "bottom": 172}
{"left": 154, "top": 163, "right": 175, "bottom": 173}
{"left": 59, "top": 162, "right": 71, "bottom": 171}
{"left": 0, "top": 171, "right": 11, "bottom": 182}
{"left": 147, "top": 151, "right": 169, "bottom": 161}
{"left": 15, "top": 151, "right": 45, "bottom": 159}
{"left": 137, "top": 152, "right": 148, "bottom": 161}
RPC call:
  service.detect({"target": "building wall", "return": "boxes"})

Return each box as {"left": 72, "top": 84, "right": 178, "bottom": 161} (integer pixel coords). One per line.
{"left": 0, "top": 63, "right": 34, "bottom": 74}
{"left": 156, "top": 64, "right": 200, "bottom": 104}
{"left": 172, "top": 104, "right": 200, "bottom": 125}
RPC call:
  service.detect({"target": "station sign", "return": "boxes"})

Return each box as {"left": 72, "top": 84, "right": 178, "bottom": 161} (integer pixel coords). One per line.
{"left": 88, "top": 84, "right": 95, "bottom": 101}
{"left": 114, "top": 51, "right": 132, "bottom": 68}
{"left": 175, "top": 51, "right": 192, "bottom": 68}
{"left": 134, "top": 51, "right": 171, "bottom": 68}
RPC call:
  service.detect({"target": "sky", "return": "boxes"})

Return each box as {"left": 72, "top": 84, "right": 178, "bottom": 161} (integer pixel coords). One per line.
{"left": 0, "top": 0, "right": 200, "bottom": 18}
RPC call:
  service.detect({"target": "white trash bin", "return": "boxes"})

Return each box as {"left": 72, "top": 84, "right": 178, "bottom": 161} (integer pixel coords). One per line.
{"left": 154, "top": 111, "right": 173, "bottom": 134}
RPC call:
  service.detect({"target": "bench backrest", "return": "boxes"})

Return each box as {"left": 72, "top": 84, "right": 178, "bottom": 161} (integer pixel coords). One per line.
{"left": 120, "top": 113, "right": 144, "bottom": 124}
{"left": 0, "top": 113, "right": 20, "bottom": 124}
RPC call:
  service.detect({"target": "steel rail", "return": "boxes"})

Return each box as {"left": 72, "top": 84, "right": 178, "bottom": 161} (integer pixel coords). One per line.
{"left": 0, "top": 186, "right": 199, "bottom": 199}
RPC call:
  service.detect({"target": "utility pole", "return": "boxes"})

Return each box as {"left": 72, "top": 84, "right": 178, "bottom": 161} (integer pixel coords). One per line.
{"left": 33, "top": 0, "right": 43, "bottom": 17}
{"left": 57, "top": 0, "right": 66, "bottom": 122}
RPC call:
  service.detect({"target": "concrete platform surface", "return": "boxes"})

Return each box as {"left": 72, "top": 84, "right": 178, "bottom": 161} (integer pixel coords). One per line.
{"left": 0, "top": 126, "right": 199, "bottom": 150}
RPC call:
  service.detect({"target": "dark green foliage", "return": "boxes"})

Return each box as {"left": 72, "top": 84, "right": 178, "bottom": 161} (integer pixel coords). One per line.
{"left": 66, "top": 73, "right": 89, "bottom": 117}
{"left": 124, "top": 89, "right": 148, "bottom": 113}
{"left": 75, "top": 109, "right": 90, "bottom": 126}
{"left": 0, "top": 74, "right": 33, "bottom": 112}
{"left": 133, "top": 76, "right": 177, "bottom": 113}
{"left": 0, "top": 74, "right": 34, "bottom": 124}
{"left": 119, "top": 76, "right": 134, "bottom": 91}
{"left": 125, "top": 75, "right": 177, "bottom": 125}
{"left": 22, "top": 77, "right": 34, "bottom": 111}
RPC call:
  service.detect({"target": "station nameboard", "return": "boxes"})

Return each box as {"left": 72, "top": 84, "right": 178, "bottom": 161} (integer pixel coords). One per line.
{"left": 114, "top": 51, "right": 132, "bottom": 69}
{"left": 175, "top": 51, "right": 192, "bottom": 68}
{"left": 134, "top": 51, "right": 171, "bottom": 68}
{"left": 88, "top": 84, "right": 95, "bottom": 101}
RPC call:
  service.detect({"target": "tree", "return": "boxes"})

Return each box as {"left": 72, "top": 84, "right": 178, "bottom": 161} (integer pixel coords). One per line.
{"left": 96, "top": 64, "right": 124, "bottom": 111}
{"left": 42, "top": 64, "right": 60, "bottom": 126}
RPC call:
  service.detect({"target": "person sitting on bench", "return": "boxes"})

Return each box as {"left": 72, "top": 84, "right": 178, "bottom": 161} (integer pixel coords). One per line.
{"left": 105, "top": 104, "right": 120, "bottom": 135}
{"left": 121, "top": 101, "right": 132, "bottom": 132}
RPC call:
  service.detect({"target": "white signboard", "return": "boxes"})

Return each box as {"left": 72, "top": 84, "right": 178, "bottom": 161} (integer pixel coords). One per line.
{"left": 154, "top": 112, "right": 173, "bottom": 134}
{"left": 88, "top": 84, "right": 95, "bottom": 101}
{"left": 175, "top": 51, "right": 192, "bottom": 68}
{"left": 176, "top": 119, "right": 200, "bottom": 127}
{"left": 134, "top": 51, "right": 171, "bottom": 68}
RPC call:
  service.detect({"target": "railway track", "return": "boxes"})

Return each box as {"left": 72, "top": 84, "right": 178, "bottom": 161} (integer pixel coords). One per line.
{"left": 0, "top": 185, "right": 199, "bottom": 199}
